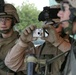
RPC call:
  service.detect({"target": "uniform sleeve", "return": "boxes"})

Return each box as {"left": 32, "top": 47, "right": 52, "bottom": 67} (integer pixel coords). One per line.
{"left": 58, "top": 40, "right": 71, "bottom": 52}
{"left": 53, "top": 38, "right": 71, "bottom": 52}
{"left": 4, "top": 42, "right": 35, "bottom": 72}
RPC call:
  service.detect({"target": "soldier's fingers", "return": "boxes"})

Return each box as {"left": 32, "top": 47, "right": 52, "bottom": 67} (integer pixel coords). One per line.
{"left": 29, "top": 25, "right": 36, "bottom": 30}
{"left": 24, "top": 25, "right": 36, "bottom": 35}
{"left": 24, "top": 29, "right": 29, "bottom": 35}
{"left": 26, "top": 25, "right": 36, "bottom": 34}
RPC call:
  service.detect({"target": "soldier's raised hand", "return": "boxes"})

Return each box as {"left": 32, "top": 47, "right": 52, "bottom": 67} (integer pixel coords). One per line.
{"left": 42, "top": 24, "right": 64, "bottom": 47}
{"left": 19, "top": 25, "right": 36, "bottom": 47}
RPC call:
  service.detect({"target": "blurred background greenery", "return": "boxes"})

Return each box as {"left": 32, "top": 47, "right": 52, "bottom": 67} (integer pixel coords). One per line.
{"left": 13, "top": 0, "right": 58, "bottom": 32}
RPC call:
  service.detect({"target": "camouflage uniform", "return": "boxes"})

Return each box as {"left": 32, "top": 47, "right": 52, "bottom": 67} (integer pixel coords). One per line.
{"left": 0, "top": 31, "right": 26, "bottom": 75}
{"left": 0, "top": 3, "right": 28, "bottom": 75}
{"left": 4, "top": 3, "right": 71, "bottom": 75}
{"left": 36, "top": 41, "right": 65, "bottom": 75}
{"left": 56, "top": 0, "right": 76, "bottom": 75}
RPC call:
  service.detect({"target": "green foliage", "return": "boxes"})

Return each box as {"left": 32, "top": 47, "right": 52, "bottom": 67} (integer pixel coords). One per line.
{"left": 15, "top": 2, "right": 42, "bottom": 32}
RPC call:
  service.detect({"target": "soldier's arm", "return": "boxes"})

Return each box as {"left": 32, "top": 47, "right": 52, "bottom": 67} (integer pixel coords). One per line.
{"left": 58, "top": 40, "right": 71, "bottom": 52}
{"left": 5, "top": 42, "right": 35, "bottom": 72}
{"left": 42, "top": 25, "right": 71, "bottom": 52}
{"left": 5, "top": 25, "right": 36, "bottom": 72}
{"left": 53, "top": 38, "right": 71, "bottom": 52}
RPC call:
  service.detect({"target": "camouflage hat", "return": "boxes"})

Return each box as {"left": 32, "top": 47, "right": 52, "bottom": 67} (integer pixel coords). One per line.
{"left": 0, "top": 3, "right": 19, "bottom": 23}
{"left": 56, "top": 0, "right": 76, "bottom": 8}
{"left": 68, "top": 0, "right": 76, "bottom": 8}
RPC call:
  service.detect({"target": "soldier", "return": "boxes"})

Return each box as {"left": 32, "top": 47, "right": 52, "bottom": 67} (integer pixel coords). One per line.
{"left": 57, "top": 0, "right": 76, "bottom": 35}
{"left": 0, "top": 3, "right": 35, "bottom": 75}
{"left": 4, "top": 4, "right": 71, "bottom": 75}
{"left": 57, "top": 0, "right": 76, "bottom": 75}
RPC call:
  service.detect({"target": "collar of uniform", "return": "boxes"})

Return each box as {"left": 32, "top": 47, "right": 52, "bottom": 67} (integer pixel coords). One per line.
{"left": 0, "top": 31, "right": 19, "bottom": 45}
